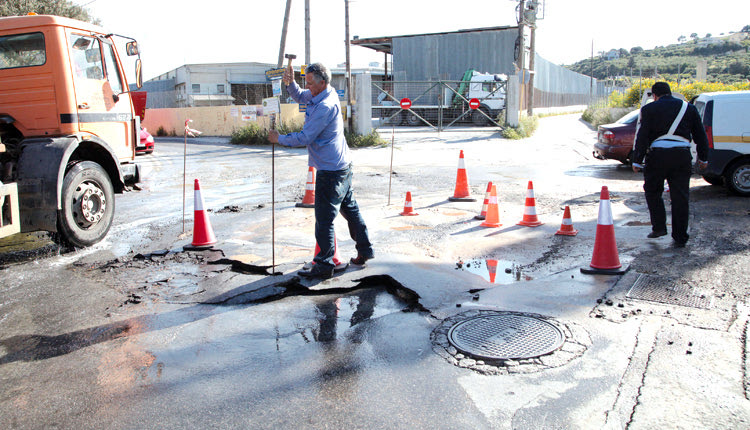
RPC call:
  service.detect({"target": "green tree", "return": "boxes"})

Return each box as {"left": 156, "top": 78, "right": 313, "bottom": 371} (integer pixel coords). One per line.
{"left": 742, "top": 25, "right": 750, "bottom": 33}
{"left": 630, "top": 46, "right": 644, "bottom": 55}
{"left": 678, "top": 35, "right": 686, "bottom": 43}
{"left": 0, "top": 0, "right": 99, "bottom": 24}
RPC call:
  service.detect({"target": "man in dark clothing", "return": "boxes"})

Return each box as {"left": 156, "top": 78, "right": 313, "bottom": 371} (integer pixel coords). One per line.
{"left": 632, "top": 82, "right": 709, "bottom": 247}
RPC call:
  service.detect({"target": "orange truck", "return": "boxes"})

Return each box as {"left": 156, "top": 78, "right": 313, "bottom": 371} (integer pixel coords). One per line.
{"left": 0, "top": 14, "right": 145, "bottom": 247}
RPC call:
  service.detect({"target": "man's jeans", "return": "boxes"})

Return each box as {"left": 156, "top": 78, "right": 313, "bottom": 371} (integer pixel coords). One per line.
{"left": 313, "top": 164, "right": 373, "bottom": 269}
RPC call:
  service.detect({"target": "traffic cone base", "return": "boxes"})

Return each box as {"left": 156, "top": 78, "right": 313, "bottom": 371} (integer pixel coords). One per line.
{"left": 189, "top": 179, "right": 217, "bottom": 248}
{"left": 517, "top": 180, "right": 544, "bottom": 227}
{"left": 555, "top": 206, "right": 578, "bottom": 236}
{"left": 295, "top": 166, "right": 316, "bottom": 208}
{"left": 400, "top": 191, "right": 419, "bottom": 216}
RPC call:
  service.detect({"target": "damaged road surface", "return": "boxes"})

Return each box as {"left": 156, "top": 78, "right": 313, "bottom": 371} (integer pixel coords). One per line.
{"left": 2, "top": 120, "right": 750, "bottom": 429}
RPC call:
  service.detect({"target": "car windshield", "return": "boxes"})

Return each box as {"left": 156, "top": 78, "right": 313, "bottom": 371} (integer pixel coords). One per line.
{"left": 616, "top": 109, "right": 640, "bottom": 124}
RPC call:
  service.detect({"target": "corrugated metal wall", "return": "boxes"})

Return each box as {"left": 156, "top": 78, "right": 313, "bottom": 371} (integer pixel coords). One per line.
{"left": 393, "top": 29, "right": 518, "bottom": 81}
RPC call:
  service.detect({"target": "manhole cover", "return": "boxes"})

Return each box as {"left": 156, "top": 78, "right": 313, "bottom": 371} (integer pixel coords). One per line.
{"left": 626, "top": 274, "right": 712, "bottom": 309}
{"left": 447, "top": 314, "right": 565, "bottom": 360}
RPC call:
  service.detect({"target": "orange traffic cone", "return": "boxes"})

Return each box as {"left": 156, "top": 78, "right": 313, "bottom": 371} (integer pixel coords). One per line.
{"left": 400, "top": 191, "right": 419, "bottom": 216}
{"left": 313, "top": 235, "right": 348, "bottom": 272}
{"left": 295, "top": 166, "right": 315, "bottom": 208}
{"left": 555, "top": 206, "right": 578, "bottom": 236}
{"left": 190, "top": 179, "right": 217, "bottom": 247}
{"left": 448, "top": 150, "right": 476, "bottom": 202}
{"left": 581, "top": 186, "right": 628, "bottom": 275}
{"left": 517, "top": 181, "right": 543, "bottom": 227}
{"left": 486, "top": 259, "right": 498, "bottom": 283}
{"left": 480, "top": 185, "right": 502, "bottom": 228}
{"left": 475, "top": 181, "right": 493, "bottom": 220}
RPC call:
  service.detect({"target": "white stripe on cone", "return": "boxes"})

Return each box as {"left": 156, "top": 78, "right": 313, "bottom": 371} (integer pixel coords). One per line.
{"left": 597, "top": 199, "right": 613, "bottom": 225}
{"left": 194, "top": 189, "right": 204, "bottom": 211}
{"left": 524, "top": 206, "right": 537, "bottom": 215}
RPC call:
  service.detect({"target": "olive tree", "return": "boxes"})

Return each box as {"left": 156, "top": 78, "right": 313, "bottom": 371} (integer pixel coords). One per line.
{"left": 0, "top": 0, "right": 99, "bottom": 24}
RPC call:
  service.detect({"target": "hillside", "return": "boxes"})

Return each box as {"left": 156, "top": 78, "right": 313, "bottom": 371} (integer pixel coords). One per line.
{"left": 565, "top": 27, "right": 750, "bottom": 84}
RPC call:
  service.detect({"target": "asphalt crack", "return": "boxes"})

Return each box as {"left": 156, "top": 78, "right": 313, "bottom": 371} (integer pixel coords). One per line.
{"left": 203, "top": 273, "right": 430, "bottom": 313}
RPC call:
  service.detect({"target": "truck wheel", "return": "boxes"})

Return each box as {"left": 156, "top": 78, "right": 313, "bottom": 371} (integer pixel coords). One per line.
{"left": 724, "top": 159, "right": 750, "bottom": 196}
{"left": 405, "top": 111, "right": 422, "bottom": 126}
{"left": 472, "top": 107, "right": 491, "bottom": 126}
{"left": 57, "top": 161, "right": 115, "bottom": 247}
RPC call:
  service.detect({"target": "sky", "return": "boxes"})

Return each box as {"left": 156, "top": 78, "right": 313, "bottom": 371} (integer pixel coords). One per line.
{"left": 72, "top": 0, "right": 749, "bottom": 81}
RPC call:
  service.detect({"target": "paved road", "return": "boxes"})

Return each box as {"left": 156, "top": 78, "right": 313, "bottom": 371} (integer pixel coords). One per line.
{"left": 1, "top": 114, "right": 749, "bottom": 429}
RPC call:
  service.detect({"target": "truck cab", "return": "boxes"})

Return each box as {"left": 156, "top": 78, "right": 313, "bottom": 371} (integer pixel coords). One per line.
{"left": 0, "top": 14, "right": 143, "bottom": 247}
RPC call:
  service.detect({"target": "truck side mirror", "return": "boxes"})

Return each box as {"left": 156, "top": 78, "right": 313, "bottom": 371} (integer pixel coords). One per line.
{"left": 126, "top": 41, "right": 139, "bottom": 56}
{"left": 135, "top": 59, "right": 143, "bottom": 89}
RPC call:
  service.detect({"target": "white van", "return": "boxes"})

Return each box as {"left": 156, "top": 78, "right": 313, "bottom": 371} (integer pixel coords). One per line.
{"left": 693, "top": 91, "right": 750, "bottom": 196}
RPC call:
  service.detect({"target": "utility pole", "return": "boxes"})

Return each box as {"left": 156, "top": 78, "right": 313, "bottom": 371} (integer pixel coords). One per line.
{"left": 344, "top": 0, "right": 353, "bottom": 130}
{"left": 526, "top": 0, "right": 539, "bottom": 116}
{"left": 277, "top": 0, "right": 293, "bottom": 68}
{"left": 305, "top": 0, "right": 310, "bottom": 65}
{"left": 517, "top": 0, "right": 526, "bottom": 113}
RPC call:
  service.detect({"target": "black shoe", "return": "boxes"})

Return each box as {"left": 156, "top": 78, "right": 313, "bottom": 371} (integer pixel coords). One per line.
{"left": 298, "top": 265, "right": 334, "bottom": 279}
{"left": 673, "top": 241, "right": 687, "bottom": 248}
{"left": 647, "top": 230, "right": 668, "bottom": 238}
{"left": 350, "top": 254, "right": 373, "bottom": 266}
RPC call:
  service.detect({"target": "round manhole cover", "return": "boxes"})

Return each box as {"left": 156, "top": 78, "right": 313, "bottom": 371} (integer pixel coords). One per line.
{"left": 447, "top": 314, "right": 565, "bottom": 360}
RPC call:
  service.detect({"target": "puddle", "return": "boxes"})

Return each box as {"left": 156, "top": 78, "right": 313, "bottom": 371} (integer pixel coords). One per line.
{"left": 456, "top": 259, "right": 533, "bottom": 284}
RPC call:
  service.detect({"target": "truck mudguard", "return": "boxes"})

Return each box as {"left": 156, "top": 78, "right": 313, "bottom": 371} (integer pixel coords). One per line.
{"left": 16, "top": 136, "right": 124, "bottom": 233}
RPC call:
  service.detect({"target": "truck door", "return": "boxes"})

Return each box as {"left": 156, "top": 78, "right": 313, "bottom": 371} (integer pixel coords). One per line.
{"left": 68, "top": 32, "right": 135, "bottom": 161}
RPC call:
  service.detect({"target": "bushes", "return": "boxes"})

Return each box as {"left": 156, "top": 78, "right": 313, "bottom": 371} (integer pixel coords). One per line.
{"left": 501, "top": 115, "right": 539, "bottom": 139}
{"left": 230, "top": 121, "right": 386, "bottom": 147}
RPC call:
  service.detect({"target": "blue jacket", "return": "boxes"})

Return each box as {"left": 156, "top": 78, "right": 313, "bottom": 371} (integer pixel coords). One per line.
{"left": 277, "top": 81, "right": 350, "bottom": 171}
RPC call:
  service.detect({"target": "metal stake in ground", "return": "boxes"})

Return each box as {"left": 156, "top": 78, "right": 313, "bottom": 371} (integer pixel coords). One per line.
{"left": 388, "top": 125, "right": 394, "bottom": 205}
{"left": 271, "top": 113, "right": 276, "bottom": 272}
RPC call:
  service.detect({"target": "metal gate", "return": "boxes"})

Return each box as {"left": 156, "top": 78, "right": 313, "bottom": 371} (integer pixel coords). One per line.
{"left": 370, "top": 79, "right": 506, "bottom": 132}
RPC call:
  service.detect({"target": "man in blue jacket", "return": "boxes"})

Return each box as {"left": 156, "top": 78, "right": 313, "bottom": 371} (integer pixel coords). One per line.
{"left": 269, "top": 62, "right": 374, "bottom": 278}
{"left": 632, "top": 82, "right": 709, "bottom": 248}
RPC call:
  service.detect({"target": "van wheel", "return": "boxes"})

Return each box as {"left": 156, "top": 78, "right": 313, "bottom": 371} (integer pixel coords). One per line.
{"left": 57, "top": 161, "right": 115, "bottom": 247}
{"left": 702, "top": 175, "right": 724, "bottom": 186}
{"left": 724, "top": 159, "right": 750, "bottom": 196}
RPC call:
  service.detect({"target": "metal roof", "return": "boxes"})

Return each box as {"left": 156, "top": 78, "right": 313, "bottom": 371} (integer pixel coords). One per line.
{"left": 351, "top": 26, "right": 518, "bottom": 54}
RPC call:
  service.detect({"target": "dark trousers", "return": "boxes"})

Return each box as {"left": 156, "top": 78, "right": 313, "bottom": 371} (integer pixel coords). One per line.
{"left": 643, "top": 147, "right": 693, "bottom": 244}
{"left": 314, "top": 165, "right": 373, "bottom": 269}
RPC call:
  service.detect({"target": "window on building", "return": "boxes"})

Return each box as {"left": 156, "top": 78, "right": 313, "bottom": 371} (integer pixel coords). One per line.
{"left": 192, "top": 84, "right": 200, "bottom": 93}
{"left": 217, "top": 84, "right": 225, "bottom": 94}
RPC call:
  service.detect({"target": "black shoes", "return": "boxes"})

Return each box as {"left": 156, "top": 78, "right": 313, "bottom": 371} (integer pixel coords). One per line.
{"left": 673, "top": 241, "right": 687, "bottom": 248}
{"left": 647, "top": 230, "right": 668, "bottom": 238}
{"left": 350, "top": 254, "right": 374, "bottom": 266}
{"left": 297, "top": 265, "right": 334, "bottom": 279}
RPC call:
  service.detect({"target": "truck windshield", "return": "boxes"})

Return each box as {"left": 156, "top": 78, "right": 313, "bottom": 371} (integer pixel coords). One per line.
{"left": 0, "top": 32, "right": 46, "bottom": 69}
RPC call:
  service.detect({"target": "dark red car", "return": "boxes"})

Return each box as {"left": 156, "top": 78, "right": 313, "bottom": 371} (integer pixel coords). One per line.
{"left": 593, "top": 109, "right": 639, "bottom": 164}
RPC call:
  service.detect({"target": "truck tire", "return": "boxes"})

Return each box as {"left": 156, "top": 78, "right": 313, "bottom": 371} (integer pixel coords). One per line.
{"left": 57, "top": 161, "right": 115, "bottom": 247}
{"left": 405, "top": 111, "right": 422, "bottom": 126}
{"left": 472, "top": 107, "right": 491, "bottom": 126}
{"left": 724, "top": 159, "right": 750, "bottom": 196}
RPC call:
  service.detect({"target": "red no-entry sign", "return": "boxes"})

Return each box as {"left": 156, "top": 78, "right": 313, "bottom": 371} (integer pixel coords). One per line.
{"left": 400, "top": 98, "right": 412, "bottom": 109}
{"left": 469, "top": 98, "right": 480, "bottom": 109}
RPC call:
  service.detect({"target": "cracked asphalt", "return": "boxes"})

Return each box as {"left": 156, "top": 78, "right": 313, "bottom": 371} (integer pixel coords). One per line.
{"left": 1, "top": 114, "right": 749, "bottom": 429}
